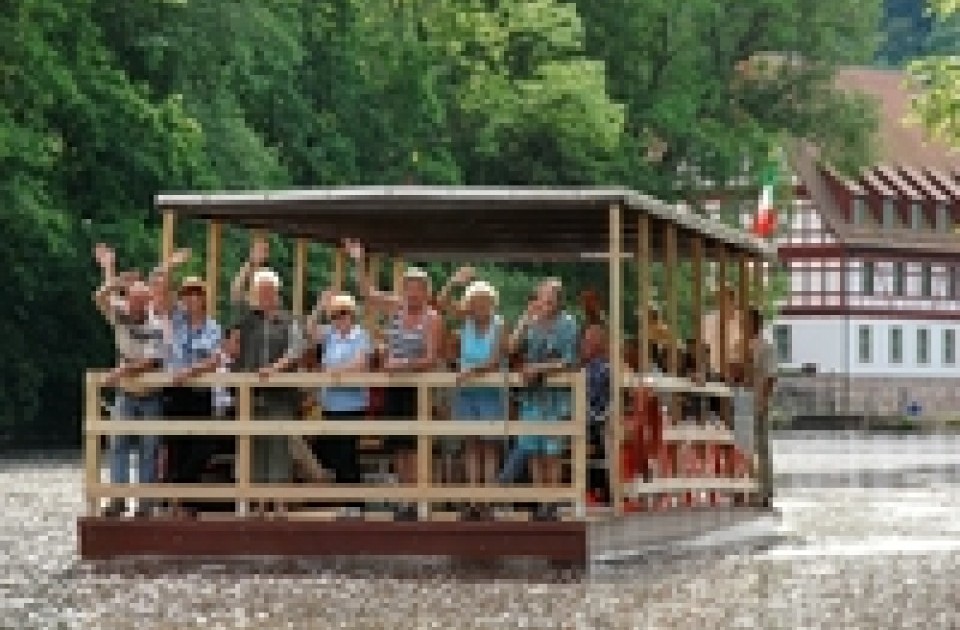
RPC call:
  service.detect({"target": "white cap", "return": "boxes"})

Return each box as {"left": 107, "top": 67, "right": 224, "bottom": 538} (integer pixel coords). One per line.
{"left": 402, "top": 267, "right": 432, "bottom": 292}
{"left": 464, "top": 280, "right": 498, "bottom": 305}
{"left": 252, "top": 268, "right": 281, "bottom": 288}
{"left": 327, "top": 293, "right": 357, "bottom": 312}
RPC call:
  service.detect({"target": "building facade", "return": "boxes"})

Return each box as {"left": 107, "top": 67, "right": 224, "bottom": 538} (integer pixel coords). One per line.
{"left": 773, "top": 69, "right": 960, "bottom": 416}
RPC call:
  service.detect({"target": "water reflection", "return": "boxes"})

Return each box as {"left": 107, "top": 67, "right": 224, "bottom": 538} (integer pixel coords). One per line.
{"left": 3, "top": 436, "right": 960, "bottom": 628}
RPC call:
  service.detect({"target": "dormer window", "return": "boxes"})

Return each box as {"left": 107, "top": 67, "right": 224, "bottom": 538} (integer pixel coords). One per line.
{"left": 911, "top": 202, "right": 924, "bottom": 229}
{"left": 852, "top": 196, "right": 865, "bottom": 225}
{"left": 936, "top": 203, "right": 948, "bottom": 232}
{"left": 883, "top": 198, "right": 895, "bottom": 227}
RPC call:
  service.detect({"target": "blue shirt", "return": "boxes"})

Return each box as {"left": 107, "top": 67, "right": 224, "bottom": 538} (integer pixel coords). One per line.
{"left": 168, "top": 308, "right": 222, "bottom": 372}
{"left": 317, "top": 324, "right": 371, "bottom": 412}
{"left": 518, "top": 311, "right": 578, "bottom": 420}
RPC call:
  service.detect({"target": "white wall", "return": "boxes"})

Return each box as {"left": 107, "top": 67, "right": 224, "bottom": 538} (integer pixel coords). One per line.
{"left": 773, "top": 315, "right": 960, "bottom": 377}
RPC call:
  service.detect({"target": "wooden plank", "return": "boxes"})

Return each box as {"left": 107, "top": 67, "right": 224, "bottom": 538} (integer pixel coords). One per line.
{"left": 417, "top": 384, "right": 431, "bottom": 519}
{"left": 88, "top": 483, "right": 581, "bottom": 503}
{"left": 78, "top": 518, "right": 587, "bottom": 564}
{"left": 717, "top": 246, "right": 729, "bottom": 381}
{"left": 571, "top": 370, "right": 588, "bottom": 519}
{"left": 393, "top": 258, "right": 405, "bottom": 292}
{"left": 662, "top": 425, "right": 735, "bottom": 444}
{"left": 87, "top": 419, "right": 582, "bottom": 437}
{"left": 622, "top": 477, "right": 758, "bottom": 495}
{"left": 293, "top": 237, "right": 307, "bottom": 317}
{"left": 664, "top": 222, "right": 678, "bottom": 374}
{"left": 161, "top": 211, "right": 176, "bottom": 262}
{"left": 85, "top": 370, "right": 580, "bottom": 389}
{"left": 624, "top": 373, "right": 733, "bottom": 397}
{"left": 692, "top": 236, "right": 704, "bottom": 377}
{"left": 365, "top": 254, "right": 380, "bottom": 336}
{"left": 236, "top": 385, "right": 251, "bottom": 512}
{"left": 609, "top": 204, "right": 624, "bottom": 516}
{"left": 333, "top": 247, "right": 345, "bottom": 292}
{"left": 206, "top": 220, "right": 221, "bottom": 318}
{"left": 738, "top": 252, "right": 750, "bottom": 377}
{"left": 637, "top": 213, "right": 651, "bottom": 375}
{"left": 84, "top": 372, "right": 100, "bottom": 516}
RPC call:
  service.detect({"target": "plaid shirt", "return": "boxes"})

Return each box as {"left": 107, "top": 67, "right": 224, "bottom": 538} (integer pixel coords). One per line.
{"left": 168, "top": 308, "right": 222, "bottom": 371}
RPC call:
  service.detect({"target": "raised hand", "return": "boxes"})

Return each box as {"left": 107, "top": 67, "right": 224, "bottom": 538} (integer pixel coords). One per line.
{"left": 250, "top": 237, "right": 269, "bottom": 266}
{"left": 343, "top": 238, "right": 365, "bottom": 261}
{"left": 451, "top": 265, "right": 475, "bottom": 286}
{"left": 94, "top": 243, "right": 115, "bottom": 270}
{"left": 169, "top": 247, "right": 192, "bottom": 267}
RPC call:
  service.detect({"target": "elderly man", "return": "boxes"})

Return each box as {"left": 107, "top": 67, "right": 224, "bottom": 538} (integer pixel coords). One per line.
{"left": 230, "top": 237, "right": 308, "bottom": 515}
{"left": 93, "top": 244, "right": 165, "bottom": 517}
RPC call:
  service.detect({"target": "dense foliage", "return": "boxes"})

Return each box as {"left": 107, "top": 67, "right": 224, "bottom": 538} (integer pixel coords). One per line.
{"left": 1, "top": 0, "right": 883, "bottom": 445}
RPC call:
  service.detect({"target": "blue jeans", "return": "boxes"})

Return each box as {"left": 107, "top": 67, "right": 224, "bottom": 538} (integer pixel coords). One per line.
{"left": 110, "top": 393, "right": 161, "bottom": 485}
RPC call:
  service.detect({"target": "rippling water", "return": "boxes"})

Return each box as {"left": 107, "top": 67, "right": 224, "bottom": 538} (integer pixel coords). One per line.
{"left": 3, "top": 436, "right": 960, "bottom": 629}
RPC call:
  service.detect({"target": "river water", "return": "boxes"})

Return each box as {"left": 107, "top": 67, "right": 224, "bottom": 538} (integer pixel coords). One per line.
{"left": 2, "top": 435, "right": 960, "bottom": 629}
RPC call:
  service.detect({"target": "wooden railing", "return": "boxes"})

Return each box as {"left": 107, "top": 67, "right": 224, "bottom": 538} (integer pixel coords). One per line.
{"left": 84, "top": 370, "right": 588, "bottom": 520}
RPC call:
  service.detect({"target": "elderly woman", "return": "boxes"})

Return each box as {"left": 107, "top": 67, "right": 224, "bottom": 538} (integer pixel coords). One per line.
{"left": 306, "top": 291, "right": 371, "bottom": 490}
{"left": 346, "top": 239, "right": 442, "bottom": 520}
{"left": 230, "top": 237, "right": 308, "bottom": 515}
{"left": 437, "top": 270, "right": 507, "bottom": 518}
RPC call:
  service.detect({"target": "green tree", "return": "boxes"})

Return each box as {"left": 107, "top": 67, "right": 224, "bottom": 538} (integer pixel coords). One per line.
{"left": 908, "top": 0, "right": 960, "bottom": 146}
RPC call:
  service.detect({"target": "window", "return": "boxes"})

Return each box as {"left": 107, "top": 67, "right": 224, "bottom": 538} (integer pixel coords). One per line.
{"left": 936, "top": 203, "right": 948, "bottom": 232}
{"left": 893, "top": 262, "right": 906, "bottom": 296}
{"left": 773, "top": 325, "right": 792, "bottom": 363}
{"left": 862, "top": 261, "right": 875, "bottom": 296}
{"left": 917, "top": 328, "right": 931, "bottom": 365}
{"left": 883, "top": 199, "right": 895, "bottom": 227}
{"left": 949, "top": 267, "right": 958, "bottom": 300}
{"left": 921, "top": 264, "right": 933, "bottom": 298}
{"left": 911, "top": 203, "right": 924, "bottom": 229}
{"left": 852, "top": 197, "right": 865, "bottom": 225}
{"left": 889, "top": 326, "right": 903, "bottom": 364}
{"left": 858, "top": 325, "right": 872, "bottom": 364}
{"left": 944, "top": 329, "right": 956, "bottom": 365}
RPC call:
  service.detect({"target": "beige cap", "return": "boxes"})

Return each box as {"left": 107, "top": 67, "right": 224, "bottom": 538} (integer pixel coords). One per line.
{"left": 327, "top": 293, "right": 357, "bottom": 312}
{"left": 178, "top": 275, "right": 207, "bottom": 295}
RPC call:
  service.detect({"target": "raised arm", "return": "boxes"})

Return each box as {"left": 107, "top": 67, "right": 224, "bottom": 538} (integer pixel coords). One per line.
{"left": 92, "top": 244, "right": 140, "bottom": 322}
{"left": 434, "top": 266, "right": 475, "bottom": 318}
{"left": 231, "top": 236, "right": 268, "bottom": 304}
{"left": 345, "top": 239, "right": 399, "bottom": 316}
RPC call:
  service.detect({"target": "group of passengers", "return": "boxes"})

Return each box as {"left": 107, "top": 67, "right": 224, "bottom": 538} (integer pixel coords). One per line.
{"left": 93, "top": 236, "right": 611, "bottom": 521}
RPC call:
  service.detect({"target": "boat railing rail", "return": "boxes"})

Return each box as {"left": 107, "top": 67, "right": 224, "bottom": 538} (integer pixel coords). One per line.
{"left": 83, "top": 369, "right": 589, "bottom": 519}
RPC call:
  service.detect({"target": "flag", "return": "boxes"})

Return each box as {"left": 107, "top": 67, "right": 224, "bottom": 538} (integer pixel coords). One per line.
{"left": 752, "top": 152, "right": 779, "bottom": 238}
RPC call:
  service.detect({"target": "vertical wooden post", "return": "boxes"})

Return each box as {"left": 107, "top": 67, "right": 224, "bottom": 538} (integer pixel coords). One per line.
{"left": 637, "top": 214, "right": 651, "bottom": 376}
{"left": 161, "top": 211, "right": 176, "bottom": 262}
{"left": 85, "top": 372, "right": 100, "bottom": 516}
{"left": 236, "top": 382, "right": 252, "bottom": 515}
{"left": 293, "top": 238, "right": 307, "bottom": 317}
{"left": 738, "top": 253, "right": 750, "bottom": 376}
{"left": 206, "top": 221, "right": 221, "bottom": 317}
{"left": 366, "top": 254, "right": 381, "bottom": 334}
{"left": 416, "top": 384, "right": 432, "bottom": 520}
{"left": 664, "top": 224, "right": 678, "bottom": 375}
{"left": 609, "top": 204, "right": 624, "bottom": 516}
{"left": 393, "top": 258, "right": 405, "bottom": 292}
{"left": 572, "top": 369, "right": 588, "bottom": 518}
{"left": 692, "top": 237, "right": 704, "bottom": 376}
{"left": 333, "top": 247, "right": 346, "bottom": 292}
{"left": 717, "top": 247, "right": 729, "bottom": 382}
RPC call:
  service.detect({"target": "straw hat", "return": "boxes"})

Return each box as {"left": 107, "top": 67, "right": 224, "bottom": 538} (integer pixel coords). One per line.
{"left": 327, "top": 293, "right": 357, "bottom": 313}
{"left": 178, "top": 275, "right": 207, "bottom": 295}
{"left": 463, "top": 280, "right": 498, "bottom": 305}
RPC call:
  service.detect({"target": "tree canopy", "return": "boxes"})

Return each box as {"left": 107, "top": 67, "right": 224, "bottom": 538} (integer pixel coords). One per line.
{"left": 0, "top": 0, "right": 884, "bottom": 445}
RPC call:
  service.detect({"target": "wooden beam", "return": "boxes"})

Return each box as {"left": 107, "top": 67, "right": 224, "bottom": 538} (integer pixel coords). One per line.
{"left": 637, "top": 213, "right": 651, "bottom": 375}
{"left": 393, "top": 258, "right": 405, "bottom": 292}
{"left": 738, "top": 252, "right": 750, "bottom": 375}
{"left": 87, "top": 419, "right": 582, "bottom": 438}
{"left": 84, "top": 373, "right": 100, "bottom": 516}
{"left": 692, "top": 236, "right": 704, "bottom": 376}
{"left": 206, "top": 221, "right": 221, "bottom": 317}
{"left": 333, "top": 247, "right": 345, "bottom": 292}
{"left": 417, "top": 385, "right": 432, "bottom": 519}
{"left": 161, "top": 211, "right": 176, "bottom": 262}
{"left": 608, "top": 204, "right": 624, "bottom": 516}
{"left": 236, "top": 385, "right": 251, "bottom": 514}
{"left": 572, "top": 369, "right": 588, "bottom": 519}
{"left": 664, "top": 223, "right": 678, "bottom": 375}
{"left": 293, "top": 238, "right": 307, "bottom": 317}
{"left": 365, "top": 254, "right": 381, "bottom": 337}
{"left": 717, "top": 246, "right": 729, "bottom": 381}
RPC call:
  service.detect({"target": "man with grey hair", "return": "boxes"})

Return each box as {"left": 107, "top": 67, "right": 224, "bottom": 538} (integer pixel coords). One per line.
{"left": 93, "top": 243, "right": 165, "bottom": 517}
{"left": 230, "top": 236, "right": 309, "bottom": 515}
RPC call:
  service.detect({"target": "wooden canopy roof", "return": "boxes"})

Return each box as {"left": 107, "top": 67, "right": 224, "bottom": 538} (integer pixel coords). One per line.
{"left": 156, "top": 187, "right": 776, "bottom": 262}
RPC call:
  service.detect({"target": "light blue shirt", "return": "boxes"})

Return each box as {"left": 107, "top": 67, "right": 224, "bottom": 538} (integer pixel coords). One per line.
{"left": 317, "top": 324, "right": 371, "bottom": 412}
{"left": 168, "top": 307, "right": 222, "bottom": 372}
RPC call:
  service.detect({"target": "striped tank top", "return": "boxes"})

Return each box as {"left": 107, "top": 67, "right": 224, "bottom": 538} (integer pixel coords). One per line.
{"left": 386, "top": 307, "right": 429, "bottom": 361}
